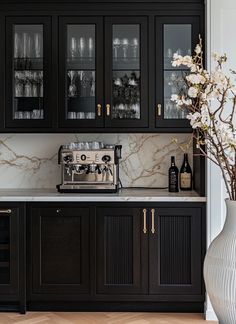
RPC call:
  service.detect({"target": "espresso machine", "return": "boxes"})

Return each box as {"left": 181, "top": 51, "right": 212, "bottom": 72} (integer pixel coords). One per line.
{"left": 57, "top": 142, "right": 122, "bottom": 193}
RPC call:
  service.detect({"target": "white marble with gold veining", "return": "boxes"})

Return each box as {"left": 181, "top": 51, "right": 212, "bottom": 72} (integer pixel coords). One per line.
{"left": 0, "top": 133, "right": 193, "bottom": 189}
{"left": 0, "top": 188, "right": 206, "bottom": 202}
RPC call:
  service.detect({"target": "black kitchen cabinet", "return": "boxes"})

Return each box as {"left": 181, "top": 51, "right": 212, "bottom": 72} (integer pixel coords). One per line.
{"left": 149, "top": 206, "right": 203, "bottom": 295}
{"left": 154, "top": 16, "right": 201, "bottom": 131}
{"left": 22, "top": 201, "right": 205, "bottom": 312}
{"left": 0, "top": 0, "right": 204, "bottom": 133}
{"left": 0, "top": 203, "right": 25, "bottom": 313}
{"left": 5, "top": 17, "right": 53, "bottom": 129}
{"left": 96, "top": 206, "right": 148, "bottom": 294}
{"left": 28, "top": 204, "right": 90, "bottom": 300}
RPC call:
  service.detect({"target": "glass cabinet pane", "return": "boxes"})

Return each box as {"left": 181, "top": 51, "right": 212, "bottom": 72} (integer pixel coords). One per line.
{"left": 112, "top": 25, "right": 140, "bottom": 120}
{"left": 66, "top": 25, "right": 96, "bottom": 120}
{"left": 13, "top": 25, "right": 44, "bottom": 120}
{"left": 163, "top": 24, "right": 191, "bottom": 119}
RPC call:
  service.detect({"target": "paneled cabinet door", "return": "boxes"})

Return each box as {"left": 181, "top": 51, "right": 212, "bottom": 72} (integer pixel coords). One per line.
{"left": 29, "top": 205, "right": 90, "bottom": 296}
{"left": 155, "top": 16, "right": 200, "bottom": 131}
{"left": 104, "top": 17, "right": 148, "bottom": 128}
{"left": 58, "top": 17, "right": 103, "bottom": 128}
{"left": 149, "top": 207, "right": 203, "bottom": 295}
{"left": 5, "top": 17, "right": 52, "bottom": 129}
{"left": 96, "top": 206, "right": 148, "bottom": 294}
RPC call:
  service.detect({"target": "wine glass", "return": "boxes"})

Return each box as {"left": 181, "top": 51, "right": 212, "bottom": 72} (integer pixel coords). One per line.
{"left": 34, "top": 33, "right": 42, "bottom": 58}
{"left": 131, "top": 38, "right": 139, "bottom": 59}
{"left": 113, "top": 38, "right": 121, "bottom": 60}
{"left": 78, "top": 37, "right": 85, "bottom": 58}
{"left": 70, "top": 37, "right": 77, "bottom": 59}
{"left": 88, "top": 37, "right": 94, "bottom": 59}
{"left": 121, "top": 38, "right": 129, "bottom": 60}
{"left": 14, "top": 33, "right": 22, "bottom": 58}
{"left": 68, "top": 70, "right": 77, "bottom": 97}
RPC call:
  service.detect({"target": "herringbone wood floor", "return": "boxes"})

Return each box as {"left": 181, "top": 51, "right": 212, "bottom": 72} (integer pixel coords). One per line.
{"left": 0, "top": 312, "right": 217, "bottom": 324}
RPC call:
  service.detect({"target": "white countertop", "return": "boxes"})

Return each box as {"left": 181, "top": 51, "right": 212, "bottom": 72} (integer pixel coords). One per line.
{"left": 0, "top": 188, "right": 206, "bottom": 202}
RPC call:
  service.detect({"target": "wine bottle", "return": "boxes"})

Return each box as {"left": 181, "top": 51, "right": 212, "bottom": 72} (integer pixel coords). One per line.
{"left": 180, "top": 153, "right": 192, "bottom": 190}
{"left": 168, "top": 156, "right": 179, "bottom": 192}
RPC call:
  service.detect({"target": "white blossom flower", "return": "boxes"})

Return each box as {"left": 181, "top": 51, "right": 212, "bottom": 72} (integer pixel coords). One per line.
{"left": 186, "top": 112, "right": 202, "bottom": 129}
{"left": 171, "top": 94, "right": 179, "bottom": 101}
{"left": 188, "top": 86, "right": 198, "bottom": 98}
{"left": 195, "top": 44, "right": 201, "bottom": 54}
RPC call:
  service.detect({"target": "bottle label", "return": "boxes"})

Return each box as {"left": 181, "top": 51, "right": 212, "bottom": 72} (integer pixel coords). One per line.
{"left": 180, "top": 173, "right": 191, "bottom": 188}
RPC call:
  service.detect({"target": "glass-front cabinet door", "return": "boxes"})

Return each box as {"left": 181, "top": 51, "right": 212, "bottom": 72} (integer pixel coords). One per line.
{"left": 59, "top": 17, "right": 103, "bottom": 128}
{"left": 5, "top": 17, "right": 52, "bottom": 128}
{"left": 105, "top": 17, "right": 148, "bottom": 128}
{"left": 155, "top": 17, "right": 200, "bottom": 130}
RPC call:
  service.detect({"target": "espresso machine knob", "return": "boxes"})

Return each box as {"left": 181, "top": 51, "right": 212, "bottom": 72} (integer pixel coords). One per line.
{"left": 63, "top": 154, "right": 73, "bottom": 163}
{"left": 102, "top": 155, "right": 111, "bottom": 163}
{"left": 81, "top": 154, "right": 87, "bottom": 161}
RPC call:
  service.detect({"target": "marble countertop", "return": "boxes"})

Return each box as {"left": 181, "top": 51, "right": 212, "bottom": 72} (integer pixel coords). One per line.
{"left": 0, "top": 188, "right": 206, "bottom": 202}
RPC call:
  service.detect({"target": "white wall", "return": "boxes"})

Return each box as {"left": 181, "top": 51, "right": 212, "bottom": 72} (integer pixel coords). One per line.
{"left": 205, "top": 0, "right": 236, "bottom": 320}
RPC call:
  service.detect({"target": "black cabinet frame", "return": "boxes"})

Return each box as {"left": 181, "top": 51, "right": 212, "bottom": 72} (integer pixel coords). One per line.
{"left": 0, "top": 0, "right": 204, "bottom": 133}
{"left": 5, "top": 16, "right": 53, "bottom": 129}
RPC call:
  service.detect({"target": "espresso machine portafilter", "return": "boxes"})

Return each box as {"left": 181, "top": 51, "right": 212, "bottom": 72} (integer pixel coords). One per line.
{"left": 57, "top": 142, "right": 122, "bottom": 193}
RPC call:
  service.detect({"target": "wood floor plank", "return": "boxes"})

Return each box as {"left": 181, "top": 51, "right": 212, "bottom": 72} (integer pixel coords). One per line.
{"left": 0, "top": 312, "right": 218, "bottom": 324}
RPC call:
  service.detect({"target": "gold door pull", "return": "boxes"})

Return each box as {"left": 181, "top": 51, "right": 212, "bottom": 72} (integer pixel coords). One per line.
{"left": 106, "top": 104, "right": 111, "bottom": 116}
{"left": 97, "top": 104, "right": 102, "bottom": 117}
{"left": 0, "top": 209, "right": 12, "bottom": 214}
{"left": 151, "top": 208, "right": 155, "bottom": 234}
{"left": 143, "top": 208, "right": 147, "bottom": 234}
{"left": 156, "top": 104, "right": 162, "bottom": 117}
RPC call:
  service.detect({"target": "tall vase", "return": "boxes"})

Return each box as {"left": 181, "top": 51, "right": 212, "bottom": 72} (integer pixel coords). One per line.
{"left": 204, "top": 199, "right": 236, "bottom": 324}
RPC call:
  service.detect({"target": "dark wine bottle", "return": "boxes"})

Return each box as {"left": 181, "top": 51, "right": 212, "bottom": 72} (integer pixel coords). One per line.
{"left": 168, "top": 156, "right": 179, "bottom": 192}
{"left": 180, "top": 153, "right": 192, "bottom": 191}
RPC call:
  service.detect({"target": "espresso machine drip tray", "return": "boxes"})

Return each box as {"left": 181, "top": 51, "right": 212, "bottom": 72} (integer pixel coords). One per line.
{"left": 57, "top": 142, "right": 122, "bottom": 193}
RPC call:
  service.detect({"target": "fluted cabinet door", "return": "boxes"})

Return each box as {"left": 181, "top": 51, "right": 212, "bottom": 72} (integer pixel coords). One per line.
{"left": 149, "top": 207, "right": 202, "bottom": 295}
{"left": 96, "top": 207, "right": 148, "bottom": 295}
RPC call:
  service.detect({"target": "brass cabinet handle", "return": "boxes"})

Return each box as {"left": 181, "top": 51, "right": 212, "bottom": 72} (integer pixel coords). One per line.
{"left": 0, "top": 209, "right": 12, "bottom": 214}
{"left": 151, "top": 208, "right": 155, "bottom": 234}
{"left": 143, "top": 208, "right": 147, "bottom": 234}
{"left": 156, "top": 104, "right": 162, "bottom": 117}
{"left": 97, "top": 104, "right": 102, "bottom": 117}
{"left": 106, "top": 104, "right": 111, "bottom": 116}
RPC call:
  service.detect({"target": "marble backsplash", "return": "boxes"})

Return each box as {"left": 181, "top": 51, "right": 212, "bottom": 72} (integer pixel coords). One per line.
{"left": 0, "top": 133, "right": 193, "bottom": 189}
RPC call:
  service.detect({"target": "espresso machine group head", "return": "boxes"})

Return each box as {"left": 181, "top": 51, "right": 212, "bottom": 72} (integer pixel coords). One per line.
{"left": 57, "top": 142, "right": 122, "bottom": 193}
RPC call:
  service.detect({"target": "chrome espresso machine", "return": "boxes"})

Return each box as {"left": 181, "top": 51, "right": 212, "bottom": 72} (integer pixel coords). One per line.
{"left": 57, "top": 142, "right": 122, "bottom": 193}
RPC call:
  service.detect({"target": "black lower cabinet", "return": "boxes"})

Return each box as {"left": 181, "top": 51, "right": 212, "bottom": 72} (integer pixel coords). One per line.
{"left": 149, "top": 207, "right": 203, "bottom": 295}
{"left": 28, "top": 204, "right": 91, "bottom": 302}
{"left": 26, "top": 202, "right": 205, "bottom": 312}
{"left": 0, "top": 203, "right": 25, "bottom": 313}
{"left": 96, "top": 206, "right": 148, "bottom": 295}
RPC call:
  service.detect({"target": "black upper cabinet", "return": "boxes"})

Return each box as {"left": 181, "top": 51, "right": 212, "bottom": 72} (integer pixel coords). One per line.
{"left": 1, "top": 1, "right": 204, "bottom": 132}
{"left": 155, "top": 16, "right": 200, "bottom": 131}
{"left": 104, "top": 17, "right": 148, "bottom": 128}
{"left": 58, "top": 17, "right": 104, "bottom": 129}
{"left": 5, "top": 17, "right": 53, "bottom": 129}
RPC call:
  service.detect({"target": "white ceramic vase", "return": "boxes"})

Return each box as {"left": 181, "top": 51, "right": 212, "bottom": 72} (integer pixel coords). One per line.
{"left": 204, "top": 199, "right": 236, "bottom": 324}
